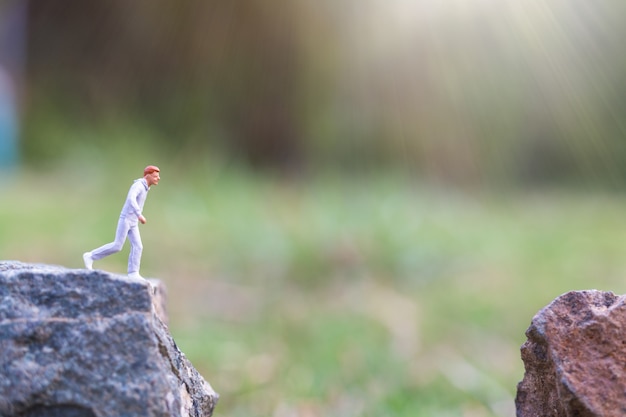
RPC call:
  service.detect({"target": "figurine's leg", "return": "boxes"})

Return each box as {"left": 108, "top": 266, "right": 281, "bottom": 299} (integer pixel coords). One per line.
{"left": 127, "top": 224, "right": 143, "bottom": 275}
{"left": 89, "top": 217, "right": 130, "bottom": 262}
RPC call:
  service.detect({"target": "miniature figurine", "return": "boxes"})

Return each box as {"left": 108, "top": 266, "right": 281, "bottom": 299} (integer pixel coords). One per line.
{"left": 83, "top": 165, "right": 160, "bottom": 279}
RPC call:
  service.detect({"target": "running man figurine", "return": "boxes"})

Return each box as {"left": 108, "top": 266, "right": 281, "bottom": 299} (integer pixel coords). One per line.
{"left": 83, "top": 165, "right": 160, "bottom": 279}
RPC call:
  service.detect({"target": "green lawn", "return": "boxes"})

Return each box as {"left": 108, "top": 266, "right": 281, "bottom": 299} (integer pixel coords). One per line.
{"left": 2, "top": 162, "right": 626, "bottom": 417}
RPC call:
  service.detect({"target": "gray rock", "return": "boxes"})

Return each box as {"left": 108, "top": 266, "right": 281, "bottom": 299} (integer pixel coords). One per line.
{"left": 516, "top": 290, "right": 626, "bottom": 417}
{"left": 0, "top": 261, "right": 218, "bottom": 417}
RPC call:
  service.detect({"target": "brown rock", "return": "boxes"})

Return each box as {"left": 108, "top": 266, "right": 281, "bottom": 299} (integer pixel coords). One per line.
{"left": 515, "top": 290, "right": 626, "bottom": 417}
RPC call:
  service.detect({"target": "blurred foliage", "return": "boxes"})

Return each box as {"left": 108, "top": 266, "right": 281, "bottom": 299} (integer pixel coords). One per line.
{"left": 7, "top": 2, "right": 626, "bottom": 414}
{"left": 19, "top": 0, "right": 626, "bottom": 185}
{"left": 3, "top": 156, "right": 626, "bottom": 415}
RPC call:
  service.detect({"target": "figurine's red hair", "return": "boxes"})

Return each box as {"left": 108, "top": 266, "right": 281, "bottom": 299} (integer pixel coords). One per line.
{"left": 144, "top": 165, "right": 160, "bottom": 176}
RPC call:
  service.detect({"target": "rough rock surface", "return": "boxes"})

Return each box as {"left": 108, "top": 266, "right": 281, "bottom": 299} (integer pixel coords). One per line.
{"left": 0, "top": 261, "right": 218, "bottom": 417}
{"left": 516, "top": 290, "right": 626, "bottom": 417}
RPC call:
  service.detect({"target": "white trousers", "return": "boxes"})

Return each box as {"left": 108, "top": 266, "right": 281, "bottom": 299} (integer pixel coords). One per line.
{"left": 90, "top": 216, "right": 143, "bottom": 274}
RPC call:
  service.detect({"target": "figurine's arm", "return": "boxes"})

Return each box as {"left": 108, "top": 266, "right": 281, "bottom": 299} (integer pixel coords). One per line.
{"left": 127, "top": 182, "right": 147, "bottom": 223}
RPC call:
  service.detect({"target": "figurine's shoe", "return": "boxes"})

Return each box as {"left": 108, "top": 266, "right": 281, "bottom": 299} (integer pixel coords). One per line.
{"left": 128, "top": 272, "right": 143, "bottom": 280}
{"left": 83, "top": 252, "right": 93, "bottom": 270}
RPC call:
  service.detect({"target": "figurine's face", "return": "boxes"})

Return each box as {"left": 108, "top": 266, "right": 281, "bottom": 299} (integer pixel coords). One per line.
{"left": 146, "top": 170, "right": 160, "bottom": 187}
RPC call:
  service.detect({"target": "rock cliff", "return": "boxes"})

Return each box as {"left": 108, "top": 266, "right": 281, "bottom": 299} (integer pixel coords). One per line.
{"left": 0, "top": 261, "right": 218, "bottom": 417}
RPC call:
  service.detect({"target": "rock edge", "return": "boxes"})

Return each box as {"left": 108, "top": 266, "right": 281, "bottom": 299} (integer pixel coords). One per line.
{"left": 0, "top": 261, "right": 218, "bottom": 417}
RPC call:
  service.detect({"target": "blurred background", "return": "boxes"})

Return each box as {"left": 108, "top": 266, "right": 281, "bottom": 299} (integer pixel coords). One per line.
{"left": 2, "top": 1, "right": 626, "bottom": 416}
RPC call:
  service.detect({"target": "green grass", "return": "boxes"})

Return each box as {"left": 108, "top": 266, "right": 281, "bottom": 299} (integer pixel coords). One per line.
{"left": 3, "top": 160, "right": 626, "bottom": 417}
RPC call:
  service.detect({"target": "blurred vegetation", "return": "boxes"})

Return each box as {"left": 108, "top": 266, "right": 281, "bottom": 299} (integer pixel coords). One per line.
{"left": 2, "top": 153, "right": 626, "bottom": 416}
{"left": 21, "top": 0, "right": 626, "bottom": 185}
{"left": 4, "top": 1, "right": 626, "bottom": 416}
